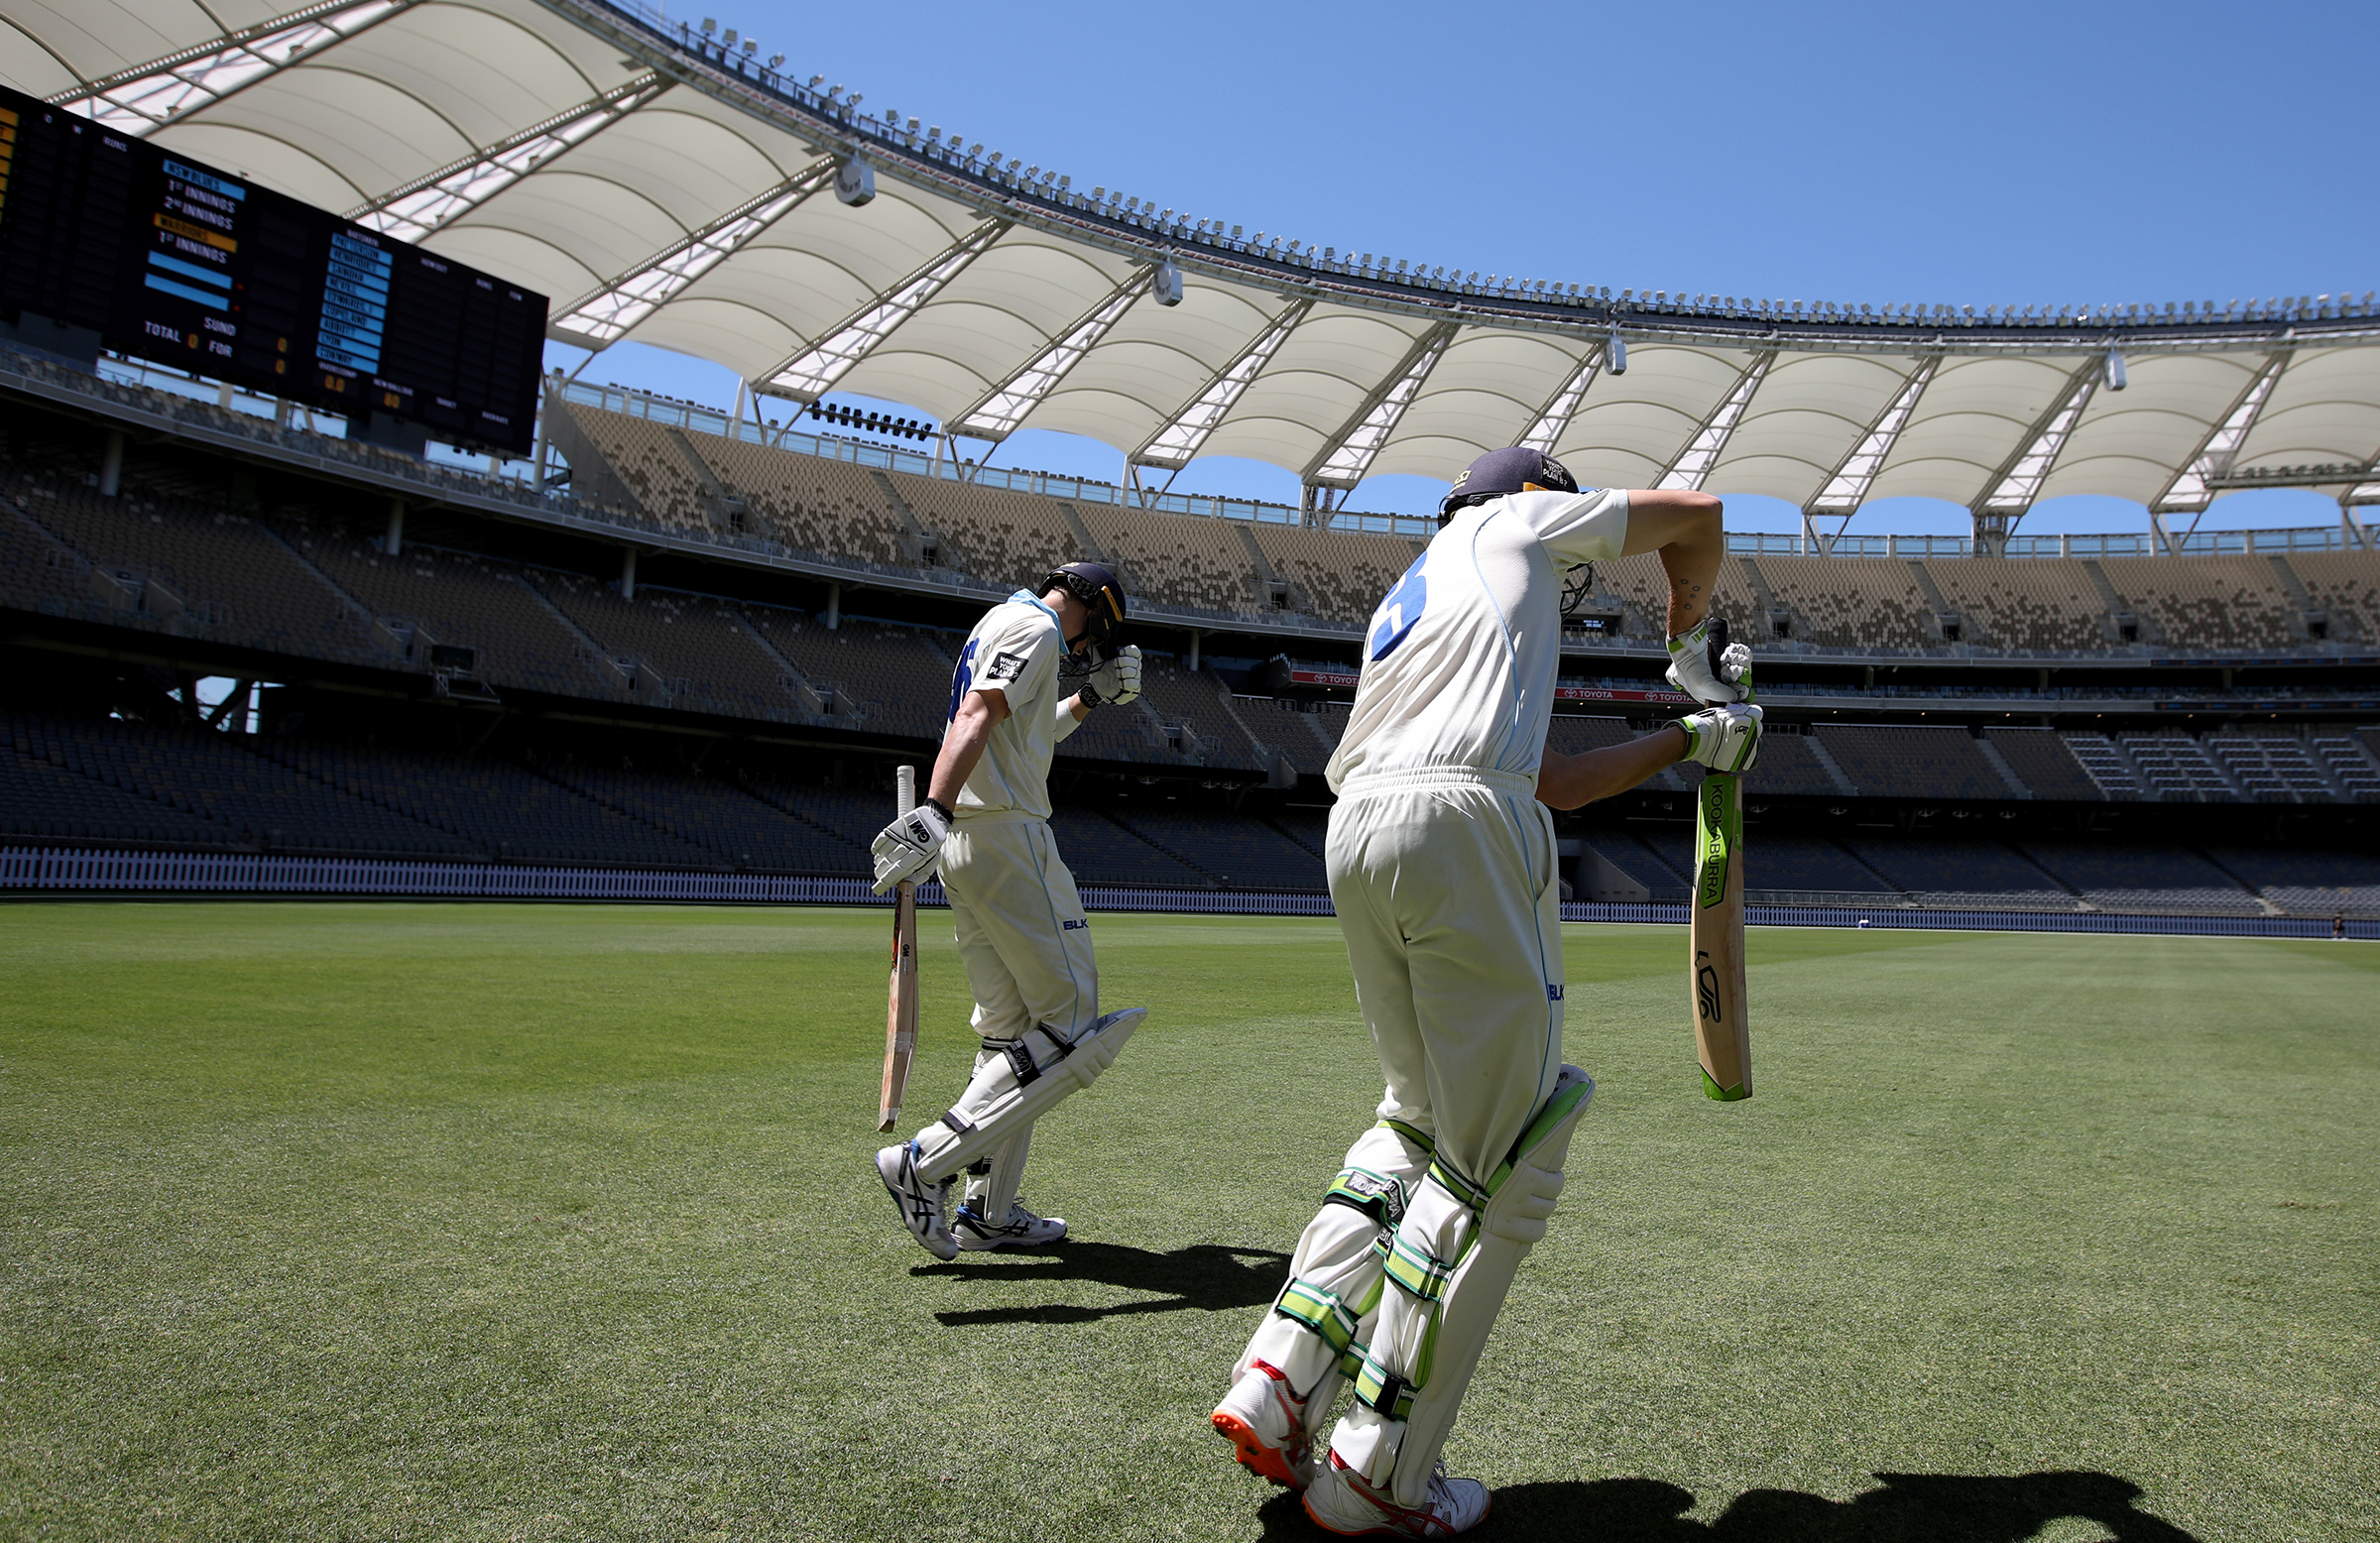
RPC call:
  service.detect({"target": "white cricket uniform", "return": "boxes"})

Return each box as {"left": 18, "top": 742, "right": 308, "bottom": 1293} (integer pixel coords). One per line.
{"left": 1235, "top": 488, "right": 1631, "bottom": 1492}
{"left": 939, "top": 590, "right": 1099, "bottom": 1044}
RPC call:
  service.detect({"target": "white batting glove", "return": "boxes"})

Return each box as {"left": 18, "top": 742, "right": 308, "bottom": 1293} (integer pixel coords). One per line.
{"left": 1675, "top": 703, "right": 1763, "bottom": 772}
{"left": 870, "top": 798, "right": 952, "bottom": 892}
{"left": 1081, "top": 644, "right": 1142, "bottom": 707}
{"left": 1664, "top": 617, "right": 1751, "bottom": 704}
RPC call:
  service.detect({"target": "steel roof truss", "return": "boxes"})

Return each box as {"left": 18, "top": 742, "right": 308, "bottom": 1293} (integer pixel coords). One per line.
{"left": 2150, "top": 352, "right": 2290, "bottom": 515}
{"left": 1809, "top": 357, "right": 1939, "bottom": 514}
{"left": 957, "top": 269, "right": 1155, "bottom": 440}
{"left": 762, "top": 220, "right": 1009, "bottom": 402}
{"left": 1518, "top": 348, "right": 1606, "bottom": 454}
{"left": 552, "top": 157, "right": 836, "bottom": 344}
{"left": 1977, "top": 361, "right": 2101, "bottom": 515}
{"left": 57, "top": 0, "right": 416, "bottom": 136}
{"left": 1658, "top": 350, "right": 1776, "bottom": 491}
{"left": 1131, "top": 299, "right": 1312, "bottom": 469}
{"left": 351, "top": 75, "right": 669, "bottom": 243}
{"left": 1306, "top": 321, "right": 1460, "bottom": 488}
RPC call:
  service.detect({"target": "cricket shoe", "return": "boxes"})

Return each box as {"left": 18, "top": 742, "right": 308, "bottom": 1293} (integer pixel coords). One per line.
{"left": 1210, "top": 1361, "right": 1315, "bottom": 1488}
{"left": 1302, "top": 1454, "right": 1489, "bottom": 1538}
{"left": 875, "top": 1140, "right": 958, "bottom": 1261}
{"left": 952, "top": 1199, "right": 1067, "bottom": 1250}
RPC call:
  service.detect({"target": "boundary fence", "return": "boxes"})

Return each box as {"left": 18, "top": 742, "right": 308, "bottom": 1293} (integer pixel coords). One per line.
{"left": 3, "top": 847, "right": 2369, "bottom": 938}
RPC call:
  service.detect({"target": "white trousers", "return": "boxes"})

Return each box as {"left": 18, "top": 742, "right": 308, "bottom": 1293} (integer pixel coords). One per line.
{"left": 1238, "top": 768, "right": 1568, "bottom": 1491}
{"left": 930, "top": 813, "right": 1100, "bottom": 1212}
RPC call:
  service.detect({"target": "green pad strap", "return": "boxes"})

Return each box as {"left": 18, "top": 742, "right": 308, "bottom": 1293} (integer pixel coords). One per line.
{"left": 1325, "top": 1164, "right": 1406, "bottom": 1226}
{"left": 1273, "top": 1277, "right": 1358, "bottom": 1358}
{"left": 1353, "top": 1353, "right": 1416, "bottom": 1421}
{"left": 1425, "top": 1156, "right": 1489, "bottom": 1213}
{"left": 1382, "top": 1231, "right": 1456, "bottom": 1303}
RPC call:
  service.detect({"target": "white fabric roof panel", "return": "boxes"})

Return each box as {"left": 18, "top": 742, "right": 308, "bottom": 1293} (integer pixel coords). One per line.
{"left": 16, "top": 0, "right": 2378, "bottom": 529}
{"left": 2236, "top": 348, "right": 2380, "bottom": 471}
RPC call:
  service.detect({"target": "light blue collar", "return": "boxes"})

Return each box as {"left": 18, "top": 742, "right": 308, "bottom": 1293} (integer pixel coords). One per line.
{"left": 1009, "top": 589, "right": 1061, "bottom": 625}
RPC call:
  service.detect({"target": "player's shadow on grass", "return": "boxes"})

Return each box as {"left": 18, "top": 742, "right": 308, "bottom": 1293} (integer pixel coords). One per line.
{"left": 1254, "top": 1469, "right": 2200, "bottom": 1541}
{"left": 918, "top": 1242, "right": 1288, "bottom": 1326}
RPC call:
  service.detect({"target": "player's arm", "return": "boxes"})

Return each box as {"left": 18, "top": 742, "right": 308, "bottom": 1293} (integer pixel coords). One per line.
{"left": 1537, "top": 704, "right": 1763, "bottom": 810}
{"left": 1617, "top": 489, "right": 1725, "bottom": 635}
{"left": 925, "top": 687, "right": 1011, "bottom": 809}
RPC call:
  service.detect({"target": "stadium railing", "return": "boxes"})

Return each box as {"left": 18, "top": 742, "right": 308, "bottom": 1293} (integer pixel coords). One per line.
{"left": 8, "top": 847, "right": 2371, "bottom": 937}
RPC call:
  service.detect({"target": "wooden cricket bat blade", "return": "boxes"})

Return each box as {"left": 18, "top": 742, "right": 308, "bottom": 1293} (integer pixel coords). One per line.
{"left": 879, "top": 878, "right": 919, "bottom": 1130}
{"left": 1690, "top": 771, "right": 1752, "bottom": 1101}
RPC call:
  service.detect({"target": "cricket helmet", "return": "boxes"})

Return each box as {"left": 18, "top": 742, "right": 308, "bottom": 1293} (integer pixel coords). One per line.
{"left": 1439, "top": 446, "right": 1580, "bottom": 521}
{"left": 1038, "top": 560, "right": 1129, "bottom": 651}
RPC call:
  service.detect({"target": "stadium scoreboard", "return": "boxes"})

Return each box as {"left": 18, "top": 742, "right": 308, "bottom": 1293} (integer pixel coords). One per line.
{"left": 0, "top": 83, "right": 545, "bottom": 454}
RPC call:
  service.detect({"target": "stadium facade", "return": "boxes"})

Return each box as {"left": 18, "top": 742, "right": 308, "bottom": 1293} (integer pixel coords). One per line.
{"left": 3, "top": 0, "right": 2378, "bottom": 920}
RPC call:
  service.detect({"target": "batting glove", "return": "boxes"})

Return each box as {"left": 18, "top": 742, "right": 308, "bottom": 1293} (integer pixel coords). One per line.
{"left": 1663, "top": 618, "right": 1752, "bottom": 704}
{"left": 1675, "top": 703, "right": 1763, "bottom": 772}
{"left": 1080, "top": 644, "right": 1142, "bottom": 707}
{"left": 871, "top": 798, "right": 953, "bottom": 892}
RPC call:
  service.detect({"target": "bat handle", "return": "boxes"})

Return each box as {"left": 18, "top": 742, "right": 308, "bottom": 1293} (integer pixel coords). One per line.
{"left": 895, "top": 764, "right": 916, "bottom": 818}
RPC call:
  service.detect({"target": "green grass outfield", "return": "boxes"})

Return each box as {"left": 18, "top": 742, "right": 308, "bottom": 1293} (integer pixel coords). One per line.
{"left": 2, "top": 903, "right": 2373, "bottom": 1542}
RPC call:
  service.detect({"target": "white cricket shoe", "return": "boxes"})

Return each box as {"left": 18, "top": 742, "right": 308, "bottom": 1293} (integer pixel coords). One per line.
{"left": 1210, "top": 1360, "right": 1315, "bottom": 1489}
{"left": 951, "top": 1199, "right": 1067, "bottom": 1250}
{"left": 875, "top": 1141, "right": 958, "bottom": 1261}
{"left": 1302, "top": 1454, "right": 1489, "bottom": 1538}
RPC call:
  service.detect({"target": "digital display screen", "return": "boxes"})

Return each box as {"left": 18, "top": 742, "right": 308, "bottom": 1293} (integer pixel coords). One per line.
{"left": 0, "top": 83, "right": 545, "bottom": 453}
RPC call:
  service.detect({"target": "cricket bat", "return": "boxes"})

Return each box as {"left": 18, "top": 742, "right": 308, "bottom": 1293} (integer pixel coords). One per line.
{"left": 1690, "top": 619, "right": 1752, "bottom": 1102}
{"left": 877, "top": 765, "right": 921, "bottom": 1132}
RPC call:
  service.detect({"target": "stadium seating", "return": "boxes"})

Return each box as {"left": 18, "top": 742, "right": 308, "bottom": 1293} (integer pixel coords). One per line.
{"left": 1844, "top": 837, "right": 2074, "bottom": 907}
{"left": 1250, "top": 523, "right": 1421, "bottom": 627}
{"left": 2202, "top": 732, "right": 2340, "bottom": 802}
{"left": 299, "top": 531, "right": 619, "bottom": 697}
{"left": 2059, "top": 733, "right": 2141, "bottom": 797}
{"left": 1133, "top": 658, "right": 1265, "bottom": 771}
{"left": 1592, "top": 551, "right": 1763, "bottom": 640}
{"left": 531, "top": 573, "right": 798, "bottom": 719}
{"left": 1753, "top": 556, "right": 1940, "bottom": 649}
{"left": 536, "top": 761, "right": 859, "bottom": 872}
{"left": 1106, "top": 807, "right": 1326, "bottom": 890}
{"left": 1740, "top": 732, "right": 1842, "bottom": 796}
{"left": 6, "top": 474, "right": 379, "bottom": 661}
{"left": 1582, "top": 829, "right": 1686, "bottom": 893}
{"left": 1985, "top": 729, "right": 2102, "bottom": 800}
{"left": 889, "top": 469, "right": 1087, "bottom": 592}
{"left": 2202, "top": 844, "right": 2380, "bottom": 916}
{"left": 2311, "top": 733, "right": 2380, "bottom": 799}
{"left": 2015, "top": 839, "right": 2255, "bottom": 912}
{"left": 1743, "top": 834, "right": 1900, "bottom": 892}
{"left": 745, "top": 615, "right": 956, "bottom": 741}
{"left": 1922, "top": 558, "right": 2110, "bottom": 651}
{"left": 1076, "top": 503, "right": 1260, "bottom": 617}
{"left": 1813, "top": 725, "right": 2011, "bottom": 799}
{"left": 1045, "top": 807, "right": 1216, "bottom": 888}
{"left": 2097, "top": 556, "right": 2299, "bottom": 651}
{"left": 695, "top": 428, "right": 913, "bottom": 567}
{"left": 2115, "top": 732, "right": 2237, "bottom": 800}
{"left": 2283, "top": 550, "right": 2380, "bottom": 642}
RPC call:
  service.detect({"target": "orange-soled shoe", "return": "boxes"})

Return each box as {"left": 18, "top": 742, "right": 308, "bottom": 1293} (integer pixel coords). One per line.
{"left": 1210, "top": 1361, "right": 1313, "bottom": 1488}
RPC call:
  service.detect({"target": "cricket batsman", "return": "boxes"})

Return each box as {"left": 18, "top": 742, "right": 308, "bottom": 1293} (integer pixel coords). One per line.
{"left": 870, "top": 561, "right": 1148, "bottom": 1258}
{"left": 1210, "top": 448, "right": 1760, "bottom": 1535}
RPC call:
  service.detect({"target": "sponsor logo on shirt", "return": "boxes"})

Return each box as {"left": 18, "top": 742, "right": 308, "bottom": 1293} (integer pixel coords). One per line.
{"left": 986, "top": 650, "right": 1028, "bottom": 682}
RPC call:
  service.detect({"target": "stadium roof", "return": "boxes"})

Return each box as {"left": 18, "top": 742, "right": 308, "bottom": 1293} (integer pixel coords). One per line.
{"left": 13, "top": 0, "right": 2380, "bottom": 536}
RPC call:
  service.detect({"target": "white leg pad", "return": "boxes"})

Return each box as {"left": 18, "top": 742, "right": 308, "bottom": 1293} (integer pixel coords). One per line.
{"left": 963, "top": 1121, "right": 1035, "bottom": 1219}
{"left": 1237, "top": 1121, "right": 1432, "bottom": 1437}
{"left": 910, "top": 1009, "right": 1144, "bottom": 1185}
{"left": 1322, "top": 1065, "right": 1596, "bottom": 1508}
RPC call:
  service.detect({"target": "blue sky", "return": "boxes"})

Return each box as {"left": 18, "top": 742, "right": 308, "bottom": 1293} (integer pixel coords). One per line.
{"left": 553, "top": 0, "right": 2376, "bottom": 536}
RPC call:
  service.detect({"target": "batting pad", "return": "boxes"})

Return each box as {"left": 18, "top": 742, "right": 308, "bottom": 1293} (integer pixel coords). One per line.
{"left": 1327, "top": 1065, "right": 1595, "bottom": 1506}
{"left": 911, "top": 1009, "right": 1145, "bottom": 1184}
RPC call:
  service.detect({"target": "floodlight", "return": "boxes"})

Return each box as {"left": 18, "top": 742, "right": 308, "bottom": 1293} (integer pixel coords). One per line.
{"left": 701, "top": 17, "right": 716, "bottom": 32}
{"left": 769, "top": 54, "right": 783, "bottom": 66}
{"left": 722, "top": 29, "right": 737, "bottom": 45}
{"left": 809, "top": 74, "right": 823, "bottom": 86}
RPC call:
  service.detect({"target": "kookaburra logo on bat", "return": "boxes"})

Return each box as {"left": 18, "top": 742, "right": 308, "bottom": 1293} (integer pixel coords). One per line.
{"left": 1695, "top": 950, "right": 1722, "bottom": 1023}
